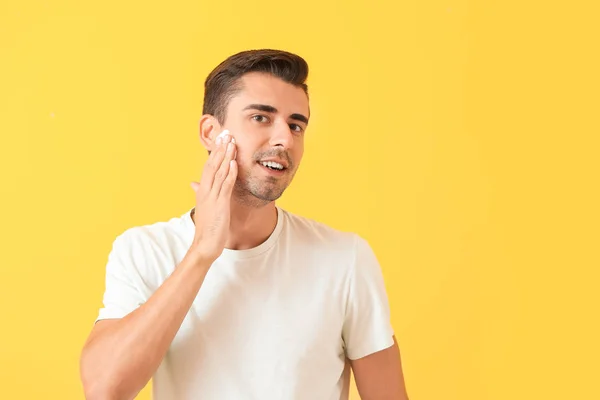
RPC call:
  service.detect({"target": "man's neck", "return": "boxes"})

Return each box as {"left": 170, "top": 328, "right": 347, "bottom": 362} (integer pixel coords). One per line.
{"left": 225, "top": 199, "right": 278, "bottom": 251}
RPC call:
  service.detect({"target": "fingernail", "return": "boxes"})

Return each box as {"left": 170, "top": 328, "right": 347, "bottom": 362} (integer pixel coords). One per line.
{"left": 231, "top": 137, "right": 236, "bottom": 144}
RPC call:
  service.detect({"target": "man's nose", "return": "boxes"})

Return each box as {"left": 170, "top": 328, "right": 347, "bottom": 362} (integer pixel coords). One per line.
{"left": 269, "top": 120, "right": 294, "bottom": 149}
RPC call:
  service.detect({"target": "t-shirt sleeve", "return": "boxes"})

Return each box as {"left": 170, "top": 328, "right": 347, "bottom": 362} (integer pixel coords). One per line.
{"left": 342, "top": 235, "right": 395, "bottom": 360}
{"left": 96, "top": 231, "right": 146, "bottom": 323}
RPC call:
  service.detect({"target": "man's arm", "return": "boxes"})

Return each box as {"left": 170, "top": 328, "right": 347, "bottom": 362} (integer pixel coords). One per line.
{"left": 80, "top": 253, "right": 211, "bottom": 400}
{"left": 350, "top": 336, "right": 409, "bottom": 400}
{"left": 80, "top": 133, "right": 238, "bottom": 400}
{"left": 341, "top": 235, "right": 409, "bottom": 399}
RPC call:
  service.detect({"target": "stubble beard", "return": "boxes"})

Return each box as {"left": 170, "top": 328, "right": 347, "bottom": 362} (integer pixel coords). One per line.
{"left": 232, "top": 166, "right": 296, "bottom": 208}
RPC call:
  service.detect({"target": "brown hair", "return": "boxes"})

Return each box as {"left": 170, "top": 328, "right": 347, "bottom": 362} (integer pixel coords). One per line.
{"left": 202, "top": 49, "right": 309, "bottom": 124}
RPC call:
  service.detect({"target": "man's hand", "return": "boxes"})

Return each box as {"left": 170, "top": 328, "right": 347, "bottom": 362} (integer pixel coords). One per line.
{"left": 190, "top": 131, "right": 238, "bottom": 263}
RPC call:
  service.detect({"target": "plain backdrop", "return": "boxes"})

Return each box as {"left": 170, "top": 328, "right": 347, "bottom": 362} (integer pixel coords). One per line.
{"left": 1, "top": 0, "right": 598, "bottom": 399}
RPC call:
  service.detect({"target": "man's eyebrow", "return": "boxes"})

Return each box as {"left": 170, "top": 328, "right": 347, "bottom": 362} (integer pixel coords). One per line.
{"left": 242, "top": 104, "right": 278, "bottom": 113}
{"left": 290, "top": 113, "right": 309, "bottom": 125}
{"left": 242, "top": 104, "right": 309, "bottom": 125}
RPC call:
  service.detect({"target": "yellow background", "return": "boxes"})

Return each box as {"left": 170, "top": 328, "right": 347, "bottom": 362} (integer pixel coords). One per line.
{"left": 1, "top": 0, "right": 598, "bottom": 399}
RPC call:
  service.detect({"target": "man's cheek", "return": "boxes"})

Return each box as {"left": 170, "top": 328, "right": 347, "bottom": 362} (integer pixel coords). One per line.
{"left": 234, "top": 149, "right": 252, "bottom": 174}
{"left": 233, "top": 145, "right": 245, "bottom": 164}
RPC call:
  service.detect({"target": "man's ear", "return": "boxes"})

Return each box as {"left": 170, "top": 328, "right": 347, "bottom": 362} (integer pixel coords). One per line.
{"left": 199, "top": 114, "right": 222, "bottom": 152}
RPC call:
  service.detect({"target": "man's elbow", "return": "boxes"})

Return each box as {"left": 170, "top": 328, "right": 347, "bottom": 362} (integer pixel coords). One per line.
{"left": 81, "top": 375, "right": 116, "bottom": 400}
{"left": 82, "top": 383, "right": 116, "bottom": 400}
{"left": 81, "top": 370, "right": 109, "bottom": 399}
{"left": 81, "top": 372, "right": 129, "bottom": 400}
{"left": 80, "top": 352, "right": 120, "bottom": 400}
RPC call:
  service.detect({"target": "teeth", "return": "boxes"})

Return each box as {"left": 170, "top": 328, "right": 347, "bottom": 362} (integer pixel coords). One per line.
{"left": 261, "top": 161, "right": 284, "bottom": 170}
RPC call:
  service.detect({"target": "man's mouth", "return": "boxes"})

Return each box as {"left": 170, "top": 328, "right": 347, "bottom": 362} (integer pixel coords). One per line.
{"left": 259, "top": 161, "right": 285, "bottom": 171}
{"left": 257, "top": 160, "right": 288, "bottom": 175}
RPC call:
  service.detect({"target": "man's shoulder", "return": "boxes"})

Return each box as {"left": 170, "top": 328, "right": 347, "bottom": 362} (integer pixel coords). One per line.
{"left": 109, "top": 209, "right": 191, "bottom": 254}
{"left": 281, "top": 208, "right": 359, "bottom": 248}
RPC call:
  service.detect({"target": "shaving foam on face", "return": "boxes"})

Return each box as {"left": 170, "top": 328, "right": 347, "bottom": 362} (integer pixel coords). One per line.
{"left": 216, "top": 129, "right": 237, "bottom": 159}
{"left": 216, "top": 129, "right": 235, "bottom": 143}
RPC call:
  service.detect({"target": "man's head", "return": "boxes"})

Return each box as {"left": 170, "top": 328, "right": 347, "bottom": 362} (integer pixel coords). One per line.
{"left": 199, "top": 49, "right": 310, "bottom": 207}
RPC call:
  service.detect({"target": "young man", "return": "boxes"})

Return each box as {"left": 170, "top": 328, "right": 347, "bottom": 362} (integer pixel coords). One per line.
{"left": 80, "top": 49, "right": 409, "bottom": 400}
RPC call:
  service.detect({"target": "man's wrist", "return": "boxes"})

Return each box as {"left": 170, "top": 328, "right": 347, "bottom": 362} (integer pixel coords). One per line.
{"left": 184, "top": 245, "right": 214, "bottom": 271}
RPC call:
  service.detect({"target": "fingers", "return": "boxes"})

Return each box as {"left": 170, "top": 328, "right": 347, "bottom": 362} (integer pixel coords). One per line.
{"left": 211, "top": 139, "right": 236, "bottom": 193}
{"left": 218, "top": 159, "right": 237, "bottom": 198}
{"left": 198, "top": 132, "right": 231, "bottom": 194}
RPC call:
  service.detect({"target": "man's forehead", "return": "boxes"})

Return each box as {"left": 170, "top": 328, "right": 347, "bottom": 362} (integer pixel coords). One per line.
{"left": 230, "top": 73, "right": 309, "bottom": 114}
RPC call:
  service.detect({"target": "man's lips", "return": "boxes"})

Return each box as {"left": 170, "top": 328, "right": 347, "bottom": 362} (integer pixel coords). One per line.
{"left": 257, "top": 161, "right": 287, "bottom": 175}
{"left": 258, "top": 158, "right": 289, "bottom": 169}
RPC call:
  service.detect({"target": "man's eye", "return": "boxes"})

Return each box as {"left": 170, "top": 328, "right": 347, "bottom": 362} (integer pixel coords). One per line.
{"left": 290, "top": 124, "right": 304, "bottom": 133}
{"left": 252, "top": 115, "right": 268, "bottom": 123}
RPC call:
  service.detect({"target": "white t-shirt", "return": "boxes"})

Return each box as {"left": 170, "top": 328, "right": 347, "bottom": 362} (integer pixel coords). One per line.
{"left": 96, "top": 206, "right": 394, "bottom": 400}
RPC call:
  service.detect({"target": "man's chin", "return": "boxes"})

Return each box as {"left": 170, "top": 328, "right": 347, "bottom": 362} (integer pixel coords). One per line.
{"left": 251, "top": 188, "right": 285, "bottom": 203}
{"left": 232, "top": 184, "right": 287, "bottom": 207}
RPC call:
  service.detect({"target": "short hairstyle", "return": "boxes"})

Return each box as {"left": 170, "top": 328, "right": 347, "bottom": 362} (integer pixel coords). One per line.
{"left": 202, "top": 49, "right": 309, "bottom": 124}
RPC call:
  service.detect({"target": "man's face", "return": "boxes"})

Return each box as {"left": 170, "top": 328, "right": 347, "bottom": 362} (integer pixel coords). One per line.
{"left": 220, "top": 72, "right": 309, "bottom": 206}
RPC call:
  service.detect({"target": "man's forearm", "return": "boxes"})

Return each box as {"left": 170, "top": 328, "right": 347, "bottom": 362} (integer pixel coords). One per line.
{"left": 80, "top": 251, "right": 211, "bottom": 400}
